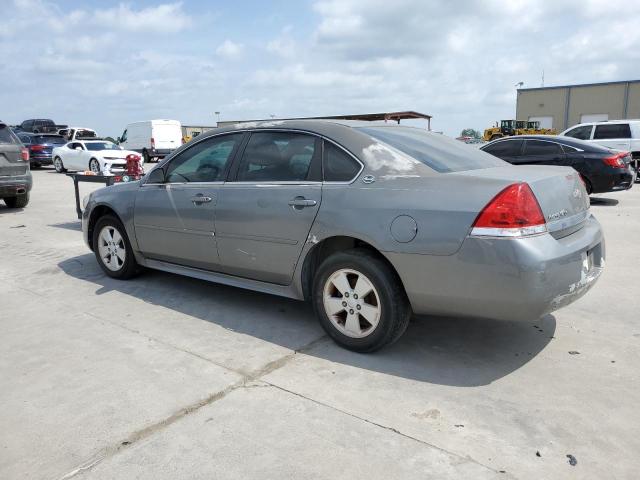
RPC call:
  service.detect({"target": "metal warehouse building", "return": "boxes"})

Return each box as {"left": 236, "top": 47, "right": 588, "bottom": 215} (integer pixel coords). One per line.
{"left": 516, "top": 80, "right": 640, "bottom": 131}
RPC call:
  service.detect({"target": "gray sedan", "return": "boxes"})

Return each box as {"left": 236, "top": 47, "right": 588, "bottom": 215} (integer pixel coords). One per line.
{"left": 82, "top": 120, "right": 604, "bottom": 352}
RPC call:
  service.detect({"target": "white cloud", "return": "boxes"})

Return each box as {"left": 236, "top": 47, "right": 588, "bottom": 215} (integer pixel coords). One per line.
{"left": 93, "top": 2, "right": 191, "bottom": 33}
{"left": 216, "top": 39, "right": 244, "bottom": 59}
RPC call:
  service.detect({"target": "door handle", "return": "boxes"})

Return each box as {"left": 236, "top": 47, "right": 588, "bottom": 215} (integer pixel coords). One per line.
{"left": 288, "top": 197, "right": 317, "bottom": 208}
{"left": 191, "top": 195, "right": 212, "bottom": 205}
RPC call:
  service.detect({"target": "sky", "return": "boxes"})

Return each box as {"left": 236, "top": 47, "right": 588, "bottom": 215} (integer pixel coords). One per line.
{"left": 1, "top": 0, "right": 640, "bottom": 138}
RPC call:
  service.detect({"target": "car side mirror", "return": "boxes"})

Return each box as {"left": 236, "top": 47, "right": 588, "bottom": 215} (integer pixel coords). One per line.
{"left": 146, "top": 168, "right": 165, "bottom": 184}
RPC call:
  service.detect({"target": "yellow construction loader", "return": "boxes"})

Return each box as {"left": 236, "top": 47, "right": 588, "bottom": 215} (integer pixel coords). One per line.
{"left": 483, "top": 120, "right": 557, "bottom": 141}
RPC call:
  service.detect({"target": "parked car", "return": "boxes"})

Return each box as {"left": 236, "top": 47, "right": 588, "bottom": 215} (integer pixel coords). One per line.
{"left": 480, "top": 135, "right": 635, "bottom": 194}
{"left": 57, "top": 127, "right": 98, "bottom": 142}
{"left": 82, "top": 120, "right": 604, "bottom": 352}
{"left": 14, "top": 119, "right": 63, "bottom": 134}
{"left": 16, "top": 133, "right": 66, "bottom": 169}
{"left": 560, "top": 120, "right": 640, "bottom": 175}
{"left": 0, "top": 121, "right": 31, "bottom": 208}
{"left": 118, "top": 119, "right": 182, "bottom": 163}
{"left": 52, "top": 140, "right": 143, "bottom": 175}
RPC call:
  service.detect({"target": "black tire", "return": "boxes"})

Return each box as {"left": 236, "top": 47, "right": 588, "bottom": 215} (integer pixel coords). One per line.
{"left": 92, "top": 215, "right": 140, "bottom": 279}
{"left": 312, "top": 248, "right": 411, "bottom": 352}
{"left": 142, "top": 149, "right": 150, "bottom": 164}
{"left": 31, "top": 163, "right": 42, "bottom": 169}
{"left": 53, "top": 156, "right": 66, "bottom": 173}
{"left": 4, "top": 193, "right": 29, "bottom": 208}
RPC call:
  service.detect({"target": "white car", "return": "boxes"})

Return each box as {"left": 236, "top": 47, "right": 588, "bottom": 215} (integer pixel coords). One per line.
{"left": 52, "top": 140, "right": 143, "bottom": 175}
{"left": 561, "top": 120, "right": 640, "bottom": 174}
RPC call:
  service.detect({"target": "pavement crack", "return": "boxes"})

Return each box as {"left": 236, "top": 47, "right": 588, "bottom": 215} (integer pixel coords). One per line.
{"left": 265, "top": 383, "right": 512, "bottom": 478}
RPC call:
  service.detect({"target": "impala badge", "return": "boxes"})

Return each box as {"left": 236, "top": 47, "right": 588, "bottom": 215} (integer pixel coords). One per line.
{"left": 548, "top": 209, "right": 568, "bottom": 221}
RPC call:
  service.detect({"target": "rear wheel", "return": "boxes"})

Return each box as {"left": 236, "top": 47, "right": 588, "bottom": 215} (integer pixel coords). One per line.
{"left": 53, "top": 156, "right": 66, "bottom": 173}
{"left": 4, "top": 193, "right": 29, "bottom": 208}
{"left": 313, "top": 249, "right": 411, "bottom": 352}
{"left": 142, "top": 149, "right": 150, "bottom": 164}
{"left": 92, "top": 215, "right": 139, "bottom": 279}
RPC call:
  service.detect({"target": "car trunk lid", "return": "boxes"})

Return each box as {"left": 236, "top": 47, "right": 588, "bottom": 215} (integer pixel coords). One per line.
{"left": 0, "top": 124, "right": 27, "bottom": 176}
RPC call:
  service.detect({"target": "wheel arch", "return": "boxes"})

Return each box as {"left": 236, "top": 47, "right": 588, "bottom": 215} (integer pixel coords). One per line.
{"left": 299, "top": 235, "right": 406, "bottom": 301}
{"left": 87, "top": 204, "right": 123, "bottom": 251}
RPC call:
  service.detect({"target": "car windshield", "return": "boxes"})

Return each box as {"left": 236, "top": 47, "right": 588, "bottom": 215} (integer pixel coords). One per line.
{"left": 33, "top": 135, "right": 65, "bottom": 144}
{"left": 358, "top": 126, "right": 506, "bottom": 173}
{"left": 85, "top": 142, "right": 121, "bottom": 151}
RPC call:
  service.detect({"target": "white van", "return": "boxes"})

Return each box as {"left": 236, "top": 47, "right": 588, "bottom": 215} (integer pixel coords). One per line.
{"left": 118, "top": 120, "right": 182, "bottom": 162}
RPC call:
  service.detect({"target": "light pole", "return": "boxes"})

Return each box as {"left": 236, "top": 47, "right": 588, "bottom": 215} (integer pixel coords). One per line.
{"left": 214, "top": 111, "right": 220, "bottom": 126}
{"left": 514, "top": 82, "right": 524, "bottom": 119}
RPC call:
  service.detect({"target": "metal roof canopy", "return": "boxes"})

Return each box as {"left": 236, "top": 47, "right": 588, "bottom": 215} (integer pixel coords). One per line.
{"left": 221, "top": 111, "right": 432, "bottom": 130}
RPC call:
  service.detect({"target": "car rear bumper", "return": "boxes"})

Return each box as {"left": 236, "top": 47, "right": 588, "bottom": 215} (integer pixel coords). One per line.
{"left": 591, "top": 167, "right": 635, "bottom": 193}
{"left": 387, "top": 213, "right": 604, "bottom": 321}
{"left": 0, "top": 172, "right": 33, "bottom": 196}
{"left": 30, "top": 153, "right": 53, "bottom": 165}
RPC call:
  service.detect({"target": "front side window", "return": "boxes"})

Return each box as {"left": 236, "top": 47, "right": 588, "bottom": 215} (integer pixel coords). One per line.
{"left": 323, "top": 142, "right": 361, "bottom": 181}
{"left": 564, "top": 125, "right": 593, "bottom": 140}
{"left": 522, "top": 140, "right": 563, "bottom": 156}
{"left": 236, "top": 131, "right": 318, "bottom": 182}
{"left": 165, "top": 133, "right": 243, "bottom": 183}
{"left": 594, "top": 124, "right": 631, "bottom": 139}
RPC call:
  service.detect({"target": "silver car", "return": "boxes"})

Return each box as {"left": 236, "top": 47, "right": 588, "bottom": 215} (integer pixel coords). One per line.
{"left": 82, "top": 120, "right": 604, "bottom": 352}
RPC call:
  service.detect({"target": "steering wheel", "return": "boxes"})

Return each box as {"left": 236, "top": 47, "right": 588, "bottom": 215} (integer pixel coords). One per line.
{"left": 196, "top": 164, "right": 220, "bottom": 181}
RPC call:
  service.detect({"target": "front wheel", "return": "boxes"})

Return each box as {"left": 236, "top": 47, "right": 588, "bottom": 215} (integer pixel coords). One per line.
{"left": 313, "top": 249, "right": 411, "bottom": 352}
{"left": 53, "top": 157, "right": 66, "bottom": 173}
{"left": 92, "top": 215, "right": 140, "bottom": 279}
{"left": 89, "top": 158, "right": 101, "bottom": 174}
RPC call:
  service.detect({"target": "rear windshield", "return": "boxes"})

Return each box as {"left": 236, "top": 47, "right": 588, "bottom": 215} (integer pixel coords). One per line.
{"left": 32, "top": 135, "right": 65, "bottom": 144}
{"left": 76, "top": 130, "right": 97, "bottom": 138}
{"left": 0, "top": 125, "right": 19, "bottom": 144}
{"left": 358, "top": 126, "right": 505, "bottom": 173}
{"left": 85, "top": 142, "right": 121, "bottom": 151}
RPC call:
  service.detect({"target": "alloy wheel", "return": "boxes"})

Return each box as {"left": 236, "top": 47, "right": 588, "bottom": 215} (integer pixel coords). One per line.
{"left": 89, "top": 159, "right": 101, "bottom": 174}
{"left": 97, "top": 225, "right": 126, "bottom": 271}
{"left": 322, "top": 268, "right": 381, "bottom": 338}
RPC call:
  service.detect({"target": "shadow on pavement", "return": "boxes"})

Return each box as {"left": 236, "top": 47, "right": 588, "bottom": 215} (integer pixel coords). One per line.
{"left": 48, "top": 221, "right": 82, "bottom": 231}
{"left": 59, "top": 253, "right": 555, "bottom": 387}
{"left": 590, "top": 197, "right": 619, "bottom": 206}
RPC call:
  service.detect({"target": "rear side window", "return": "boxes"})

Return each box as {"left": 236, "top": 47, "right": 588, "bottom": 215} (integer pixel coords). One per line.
{"left": 0, "top": 125, "right": 18, "bottom": 144}
{"left": 359, "top": 126, "right": 505, "bottom": 172}
{"left": 482, "top": 139, "right": 523, "bottom": 157}
{"left": 236, "top": 131, "right": 319, "bottom": 182}
{"left": 594, "top": 124, "right": 631, "bottom": 139}
{"left": 522, "top": 140, "right": 563, "bottom": 155}
{"left": 323, "top": 142, "right": 361, "bottom": 181}
{"left": 564, "top": 125, "right": 593, "bottom": 140}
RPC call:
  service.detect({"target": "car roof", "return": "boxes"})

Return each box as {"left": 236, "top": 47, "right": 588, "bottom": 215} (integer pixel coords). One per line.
{"left": 565, "top": 119, "right": 640, "bottom": 129}
{"left": 482, "top": 135, "right": 613, "bottom": 152}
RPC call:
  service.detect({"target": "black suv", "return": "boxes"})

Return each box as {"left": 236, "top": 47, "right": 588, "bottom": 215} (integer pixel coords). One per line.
{"left": 0, "top": 121, "right": 31, "bottom": 208}
{"left": 16, "top": 119, "right": 59, "bottom": 134}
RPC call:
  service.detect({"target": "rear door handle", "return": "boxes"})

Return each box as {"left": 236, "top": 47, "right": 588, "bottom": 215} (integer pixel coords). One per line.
{"left": 191, "top": 195, "right": 212, "bottom": 205}
{"left": 288, "top": 197, "right": 317, "bottom": 208}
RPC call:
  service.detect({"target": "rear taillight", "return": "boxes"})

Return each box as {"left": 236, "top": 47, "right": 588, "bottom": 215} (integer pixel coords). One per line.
{"left": 30, "top": 144, "right": 45, "bottom": 152}
{"left": 21, "top": 147, "right": 29, "bottom": 162}
{"left": 471, "top": 183, "right": 547, "bottom": 237}
{"left": 150, "top": 137, "right": 155, "bottom": 149}
{"left": 602, "top": 152, "right": 628, "bottom": 168}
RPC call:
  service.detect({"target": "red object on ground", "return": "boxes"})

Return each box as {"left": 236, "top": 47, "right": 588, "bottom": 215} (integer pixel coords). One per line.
{"left": 126, "top": 154, "right": 144, "bottom": 178}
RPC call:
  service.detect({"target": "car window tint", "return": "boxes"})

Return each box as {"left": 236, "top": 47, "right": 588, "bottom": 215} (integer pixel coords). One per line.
{"left": 360, "top": 126, "right": 505, "bottom": 172}
{"left": 594, "top": 124, "right": 631, "bottom": 139}
{"left": 237, "top": 131, "right": 317, "bottom": 182}
{"left": 323, "top": 142, "right": 361, "bottom": 181}
{"left": 523, "top": 140, "right": 563, "bottom": 155}
{"left": 0, "top": 125, "right": 19, "bottom": 144}
{"left": 483, "top": 139, "right": 523, "bottom": 157}
{"left": 564, "top": 125, "right": 592, "bottom": 140}
{"left": 166, "top": 133, "right": 242, "bottom": 183}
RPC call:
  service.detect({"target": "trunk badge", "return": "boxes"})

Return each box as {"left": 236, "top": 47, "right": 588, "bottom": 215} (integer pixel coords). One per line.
{"left": 547, "top": 209, "right": 568, "bottom": 221}
{"left": 362, "top": 175, "right": 375, "bottom": 184}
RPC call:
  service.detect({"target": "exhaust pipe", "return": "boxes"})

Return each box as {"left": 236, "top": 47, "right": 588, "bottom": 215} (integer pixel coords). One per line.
{"left": 16, "top": 187, "right": 26, "bottom": 194}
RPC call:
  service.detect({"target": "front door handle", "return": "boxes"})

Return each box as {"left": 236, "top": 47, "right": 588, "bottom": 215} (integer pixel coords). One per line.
{"left": 191, "top": 195, "right": 212, "bottom": 205}
{"left": 288, "top": 197, "right": 317, "bottom": 208}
